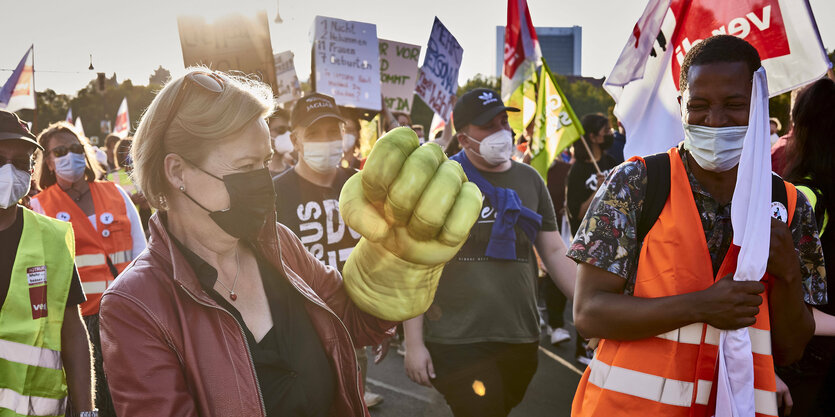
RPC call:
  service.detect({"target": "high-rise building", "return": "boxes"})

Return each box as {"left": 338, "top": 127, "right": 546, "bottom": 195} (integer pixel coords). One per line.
{"left": 496, "top": 26, "right": 582, "bottom": 77}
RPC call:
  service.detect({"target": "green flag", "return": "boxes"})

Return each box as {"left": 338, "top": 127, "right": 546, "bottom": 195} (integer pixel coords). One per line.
{"left": 530, "top": 59, "right": 584, "bottom": 180}
{"left": 506, "top": 61, "right": 538, "bottom": 135}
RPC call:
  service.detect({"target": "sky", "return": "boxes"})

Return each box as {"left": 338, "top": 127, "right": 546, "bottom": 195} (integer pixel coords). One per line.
{"left": 2, "top": 0, "right": 834, "bottom": 96}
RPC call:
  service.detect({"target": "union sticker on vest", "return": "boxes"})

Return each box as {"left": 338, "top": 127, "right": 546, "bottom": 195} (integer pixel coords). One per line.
{"left": 771, "top": 202, "right": 788, "bottom": 224}
{"left": 27, "top": 266, "right": 48, "bottom": 319}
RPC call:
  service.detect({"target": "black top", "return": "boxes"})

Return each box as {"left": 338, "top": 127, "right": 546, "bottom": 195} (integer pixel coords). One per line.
{"left": 170, "top": 236, "right": 336, "bottom": 417}
{"left": 566, "top": 154, "right": 619, "bottom": 235}
{"left": 0, "top": 206, "right": 85, "bottom": 309}
{"left": 273, "top": 167, "right": 360, "bottom": 273}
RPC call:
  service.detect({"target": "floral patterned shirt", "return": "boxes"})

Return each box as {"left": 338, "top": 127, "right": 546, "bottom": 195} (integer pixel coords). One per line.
{"left": 567, "top": 146, "right": 827, "bottom": 304}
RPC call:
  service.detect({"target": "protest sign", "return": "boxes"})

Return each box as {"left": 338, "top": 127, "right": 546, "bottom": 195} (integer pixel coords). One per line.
{"left": 274, "top": 51, "right": 302, "bottom": 104}
{"left": 312, "top": 16, "right": 381, "bottom": 110}
{"left": 415, "top": 17, "right": 463, "bottom": 122}
{"left": 177, "top": 11, "right": 277, "bottom": 94}
{"left": 378, "top": 39, "right": 421, "bottom": 113}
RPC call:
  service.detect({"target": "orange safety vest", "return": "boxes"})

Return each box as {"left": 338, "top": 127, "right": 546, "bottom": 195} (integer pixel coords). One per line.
{"left": 33, "top": 181, "right": 133, "bottom": 316}
{"left": 572, "top": 147, "right": 797, "bottom": 417}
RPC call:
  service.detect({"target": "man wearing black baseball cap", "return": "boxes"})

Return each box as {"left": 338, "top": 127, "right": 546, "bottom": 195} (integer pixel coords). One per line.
{"left": 0, "top": 110, "right": 96, "bottom": 416}
{"left": 272, "top": 94, "right": 385, "bottom": 408}
{"left": 403, "top": 89, "right": 577, "bottom": 417}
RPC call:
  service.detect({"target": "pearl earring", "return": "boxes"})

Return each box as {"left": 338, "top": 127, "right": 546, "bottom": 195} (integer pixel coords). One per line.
{"left": 179, "top": 185, "right": 185, "bottom": 192}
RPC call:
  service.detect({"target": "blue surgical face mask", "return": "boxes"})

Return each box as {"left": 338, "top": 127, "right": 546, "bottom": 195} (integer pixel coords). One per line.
{"left": 54, "top": 153, "right": 88, "bottom": 183}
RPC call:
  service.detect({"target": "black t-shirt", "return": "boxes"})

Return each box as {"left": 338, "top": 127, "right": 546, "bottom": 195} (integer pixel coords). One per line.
{"left": 0, "top": 206, "right": 85, "bottom": 309}
{"left": 566, "top": 154, "right": 619, "bottom": 235}
{"left": 171, "top": 237, "right": 336, "bottom": 417}
{"left": 273, "top": 167, "right": 360, "bottom": 273}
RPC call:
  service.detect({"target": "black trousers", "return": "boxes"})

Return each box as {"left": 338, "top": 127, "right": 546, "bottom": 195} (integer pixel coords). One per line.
{"left": 426, "top": 341, "right": 538, "bottom": 417}
{"left": 539, "top": 274, "right": 567, "bottom": 329}
{"left": 83, "top": 314, "right": 116, "bottom": 417}
{"left": 776, "top": 335, "right": 835, "bottom": 417}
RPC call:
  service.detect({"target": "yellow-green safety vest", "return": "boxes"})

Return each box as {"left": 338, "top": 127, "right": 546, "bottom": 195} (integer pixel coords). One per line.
{"left": 796, "top": 185, "right": 829, "bottom": 235}
{"left": 0, "top": 208, "right": 75, "bottom": 417}
{"left": 105, "top": 168, "right": 136, "bottom": 195}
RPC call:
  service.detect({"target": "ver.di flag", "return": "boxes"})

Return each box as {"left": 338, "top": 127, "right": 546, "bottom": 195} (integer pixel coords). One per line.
{"left": 502, "top": 0, "right": 541, "bottom": 134}
{"left": 605, "top": 0, "right": 831, "bottom": 159}
{"left": 114, "top": 98, "right": 130, "bottom": 138}
{"left": 0, "top": 45, "right": 36, "bottom": 113}
{"left": 530, "top": 59, "right": 584, "bottom": 180}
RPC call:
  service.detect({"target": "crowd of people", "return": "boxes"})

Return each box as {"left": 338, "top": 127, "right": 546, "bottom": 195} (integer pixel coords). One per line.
{"left": 0, "top": 34, "right": 832, "bottom": 417}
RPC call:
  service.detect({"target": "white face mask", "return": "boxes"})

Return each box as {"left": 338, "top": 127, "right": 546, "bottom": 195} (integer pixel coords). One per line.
{"left": 683, "top": 123, "right": 748, "bottom": 172}
{"left": 273, "top": 132, "right": 293, "bottom": 154}
{"left": 342, "top": 133, "right": 358, "bottom": 153}
{"left": 465, "top": 129, "right": 514, "bottom": 165}
{"left": 54, "top": 153, "right": 87, "bottom": 183}
{"left": 0, "top": 164, "right": 31, "bottom": 209}
{"left": 302, "top": 141, "right": 342, "bottom": 174}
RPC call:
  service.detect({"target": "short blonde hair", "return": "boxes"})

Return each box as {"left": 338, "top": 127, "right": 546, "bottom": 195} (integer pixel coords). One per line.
{"left": 131, "top": 67, "right": 274, "bottom": 210}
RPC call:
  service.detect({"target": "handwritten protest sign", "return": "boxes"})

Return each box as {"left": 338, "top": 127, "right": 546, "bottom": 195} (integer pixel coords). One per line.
{"left": 379, "top": 39, "right": 420, "bottom": 113}
{"left": 415, "top": 17, "right": 463, "bottom": 121}
{"left": 177, "top": 11, "right": 277, "bottom": 94}
{"left": 274, "top": 51, "right": 302, "bottom": 104}
{"left": 312, "top": 16, "right": 381, "bottom": 110}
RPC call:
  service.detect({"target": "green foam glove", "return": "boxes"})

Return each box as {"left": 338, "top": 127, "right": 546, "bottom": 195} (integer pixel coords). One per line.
{"left": 339, "top": 127, "right": 482, "bottom": 321}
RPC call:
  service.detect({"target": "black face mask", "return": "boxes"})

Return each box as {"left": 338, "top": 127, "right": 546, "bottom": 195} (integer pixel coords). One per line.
{"left": 602, "top": 134, "right": 615, "bottom": 150}
{"left": 181, "top": 160, "right": 276, "bottom": 240}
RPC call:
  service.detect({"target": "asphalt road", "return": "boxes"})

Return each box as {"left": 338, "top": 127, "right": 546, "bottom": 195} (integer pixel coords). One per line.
{"left": 365, "top": 310, "right": 585, "bottom": 417}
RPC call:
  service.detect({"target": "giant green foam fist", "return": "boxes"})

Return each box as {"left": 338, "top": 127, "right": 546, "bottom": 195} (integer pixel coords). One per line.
{"left": 340, "top": 127, "right": 482, "bottom": 321}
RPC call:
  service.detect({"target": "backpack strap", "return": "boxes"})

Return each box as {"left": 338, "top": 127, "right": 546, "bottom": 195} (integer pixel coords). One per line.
{"left": 771, "top": 173, "right": 789, "bottom": 223}
{"left": 637, "top": 152, "right": 671, "bottom": 246}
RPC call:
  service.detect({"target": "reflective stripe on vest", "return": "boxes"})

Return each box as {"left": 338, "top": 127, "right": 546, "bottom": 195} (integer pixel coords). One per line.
{"left": 0, "top": 339, "right": 62, "bottom": 370}
{"left": 587, "top": 356, "right": 777, "bottom": 414}
{"left": 74, "top": 250, "right": 131, "bottom": 268}
{"left": 0, "top": 388, "right": 66, "bottom": 417}
{"left": 571, "top": 148, "right": 797, "bottom": 417}
{"left": 31, "top": 181, "right": 133, "bottom": 316}
{"left": 655, "top": 324, "right": 771, "bottom": 355}
{"left": 0, "top": 208, "right": 74, "bottom": 416}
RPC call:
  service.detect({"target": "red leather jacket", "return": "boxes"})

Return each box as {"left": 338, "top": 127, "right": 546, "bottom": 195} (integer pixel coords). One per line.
{"left": 100, "top": 214, "right": 396, "bottom": 416}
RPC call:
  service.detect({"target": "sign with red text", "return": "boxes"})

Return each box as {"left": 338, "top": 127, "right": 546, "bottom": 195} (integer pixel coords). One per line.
{"left": 312, "top": 16, "right": 381, "bottom": 110}
{"left": 415, "top": 18, "right": 463, "bottom": 122}
{"left": 605, "top": 0, "right": 830, "bottom": 159}
{"left": 379, "top": 39, "right": 421, "bottom": 113}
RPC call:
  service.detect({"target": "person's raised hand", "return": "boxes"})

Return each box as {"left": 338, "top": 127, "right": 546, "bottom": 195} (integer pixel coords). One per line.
{"left": 340, "top": 127, "right": 482, "bottom": 321}
{"left": 697, "top": 273, "right": 765, "bottom": 330}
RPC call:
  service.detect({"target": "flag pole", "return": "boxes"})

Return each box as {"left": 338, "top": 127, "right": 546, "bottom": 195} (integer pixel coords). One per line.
{"left": 578, "top": 135, "right": 603, "bottom": 175}
{"left": 31, "top": 44, "right": 37, "bottom": 133}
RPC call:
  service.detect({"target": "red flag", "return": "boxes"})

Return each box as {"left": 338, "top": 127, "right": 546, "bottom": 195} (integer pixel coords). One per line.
{"left": 113, "top": 98, "right": 129, "bottom": 138}
{"left": 501, "top": 0, "right": 541, "bottom": 101}
{"left": 605, "top": 0, "right": 831, "bottom": 159}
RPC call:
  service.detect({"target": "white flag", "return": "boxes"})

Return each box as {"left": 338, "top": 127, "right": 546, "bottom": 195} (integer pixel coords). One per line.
{"left": 113, "top": 98, "right": 129, "bottom": 138}
{"left": 606, "top": 0, "right": 831, "bottom": 159}
{"left": 74, "top": 117, "right": 85, "bottom": 138}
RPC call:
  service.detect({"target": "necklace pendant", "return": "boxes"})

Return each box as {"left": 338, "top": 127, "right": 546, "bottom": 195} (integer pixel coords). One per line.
{"left": 230, "top": 292, "right": 237, "bottom": 301}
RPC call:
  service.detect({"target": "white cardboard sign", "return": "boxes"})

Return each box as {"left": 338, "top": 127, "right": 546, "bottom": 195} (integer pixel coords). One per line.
{"left": 274, "top": 51, "right": 303, "bottom": 104}
{"left": 414, "top": 17, "right": 463, "bottom": 121}
{"left": 312, "top": 16, "right": 381, "bottom": 110}
{"left": 378, "top": 39, "right": 421, "bottom": 114}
